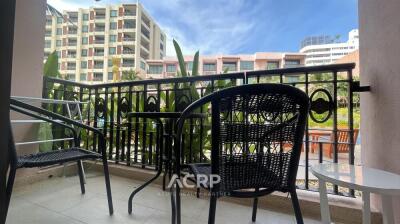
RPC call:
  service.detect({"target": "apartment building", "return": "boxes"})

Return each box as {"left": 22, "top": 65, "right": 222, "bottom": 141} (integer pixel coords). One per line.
{"left": 145, "top": 52, "right": 305, "bottom": 79}
{"left": 44, "top": 3, "right": 166, "bottom": 82}
{"left": 300, "top": 29, "right": 359, "bottom": 66}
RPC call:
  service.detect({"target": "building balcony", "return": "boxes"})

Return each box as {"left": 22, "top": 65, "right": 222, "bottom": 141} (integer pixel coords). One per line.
{"left": 68, "top": 30, "right": 78, "bottom": 35}
{"left": 66, "top": 54, "right": 76, "bottom": 58}
{"left": 10, "top": 64, "right": 380, "bottom": 224}
{"left": 93, "top": 64, "right": 104, "bottom": 69}
{"left": 94, "top": 40, "right": 105, "bottom": 45}
{"left": 66, "top": 66, "right": 76, "bottom": 70}
{"left": 94, "top": 52, "right": 105, "bottom": 57}
{"left": 122, "top": 50, "right": 135, "bottom": 54}
{"left": 122, "top": 63, "right": 135, "bottom": 67}
{"left": 123, "top": 37, "right": 135, "bottom": 42}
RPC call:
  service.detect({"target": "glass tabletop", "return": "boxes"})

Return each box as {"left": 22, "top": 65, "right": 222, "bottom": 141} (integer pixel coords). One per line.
{"left": 311, "top": 163, "right": 400, "bottom": 192}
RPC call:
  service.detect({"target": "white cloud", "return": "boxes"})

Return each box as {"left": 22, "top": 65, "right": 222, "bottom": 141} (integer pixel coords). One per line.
{"left": 144, "top": 0, "right": 259, "bottom": 56}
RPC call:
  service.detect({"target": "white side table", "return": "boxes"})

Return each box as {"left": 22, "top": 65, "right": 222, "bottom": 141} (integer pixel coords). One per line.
{"left": 311, "top": 164, "right": 400, "bottom": 224}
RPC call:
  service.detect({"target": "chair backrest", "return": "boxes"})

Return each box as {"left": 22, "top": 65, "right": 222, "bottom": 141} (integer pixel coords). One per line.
{"left": 177, "top": 84, "right": 309, "bottom": 193}
{"left": 329, "top": 128, "right": 359, "bottom": 153}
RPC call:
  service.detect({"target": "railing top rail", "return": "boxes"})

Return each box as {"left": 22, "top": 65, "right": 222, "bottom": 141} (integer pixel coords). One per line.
{"left": 246, "top": 63, "right": 355, "bottom": 77}
{"left": 43, "top": 63, "right": 356, "bottom": 89}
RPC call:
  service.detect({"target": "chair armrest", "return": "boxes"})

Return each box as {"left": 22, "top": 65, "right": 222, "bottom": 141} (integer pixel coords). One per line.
{"left": 10, "top": 99, "right": 106, "bottom": 154}
{"left": 10, "top": 104, "right": 79, "bottom": 147}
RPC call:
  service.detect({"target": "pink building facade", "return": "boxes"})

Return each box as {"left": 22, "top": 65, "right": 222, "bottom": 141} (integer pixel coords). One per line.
{"left": 145, "top": 52, "right": 306, "bottom": 79}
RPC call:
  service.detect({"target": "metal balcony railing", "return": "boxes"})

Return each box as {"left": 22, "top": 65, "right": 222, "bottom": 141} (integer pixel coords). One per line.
{"left": 42, "top": 63, "right": 369, "bottom": 197}
{"left": 124, "top": 37, "right": 135, "bottom": 42}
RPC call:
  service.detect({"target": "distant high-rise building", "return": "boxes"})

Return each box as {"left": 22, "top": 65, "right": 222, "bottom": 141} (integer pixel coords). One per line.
{"left": 44, "top": 3, "right": 166, "bottom": 82}
{"left": 300, "top": 29, "right": 359, "bottom": 66}
{"left": 145, "top": 52, "right": 306, "bottom": 79}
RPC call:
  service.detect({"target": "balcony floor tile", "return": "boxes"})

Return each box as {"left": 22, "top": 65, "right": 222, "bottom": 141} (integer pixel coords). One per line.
{"left": 7, "top": 171, "right": 322, "bottom": 224}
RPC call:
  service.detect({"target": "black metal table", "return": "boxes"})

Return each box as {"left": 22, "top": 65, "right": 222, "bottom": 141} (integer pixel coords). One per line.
{"left": 126, "top": 112, "right": 206, "bottom": 215}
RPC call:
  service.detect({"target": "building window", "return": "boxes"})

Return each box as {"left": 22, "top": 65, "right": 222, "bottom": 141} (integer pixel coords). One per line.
{"left": 148, "top": 65, "right": 163, "bottom": 74}
{"left": 56, "top": 28, "right": 62, "bottom": 35}
{"left": 82, "top": 14, "right": 89, "bottom": 21}
{"left": 82, "top": 37, "right": 88, "bottom": 44}
{"left": 66, "top": 74, "right": 75, "bottom": 80}
{"left": 160, "top": 43, "right": 164, "bottom": 51}
{"left": 81, "top": 61, "right": 87, "bottom": 69}
{"left": 108, "top": 59, "right": 113, "bottom": 67}
{"left": 82, "top": 25, "right": 88, "bottom": 33}
{"left": 80, "top": 73, "right": 87, "bottom": 81}
{"left": 56, "top": 51, "right": 61, "bottom": 58}
{"left": 57, "top": 17, "right": 63, "bottom": 24}
{"left": 266, "top": 61, "right": 279, "bottom": 70}
{"left": 284, "top": 60, "right": 301, "bottom": 68}
{"left": 166, "top": 64, "right": 176, "bottom": 73}
{"left": 109, "top": 35, "right": 117, "bottom": 42}
{"left": 160, "top": 34, "right": 164, "bottom": 41}
{"left": 56, "top": 40, "right": 62, "bottom": 47}
{"left": 203, "top": 63, "right": 216, "bottom": 71}
{"left": 93, "top": 73, "right": 103, "bottom": 81}
{"left": 109, "top": 47, "right": 116, "bottom": 55}
{"left": 140, "top": 61, "right": 146, "bottom": 70}
{"left": 81, "top": 49, "right": 88, "bottom": 57}
{"left": 240, "top": 61, "right": 254, "bottom": 71}
{"left": 109, "top": 22, "right": 117, "bottom": 30}
{"left": 45, "top": 40, "right": 51, "bottom": 48}
{"left": 110, "top": 10, "right": 118, "bottom": 17}
{"left": 222, "top": 62, "right": 237, "bottom": 72}
{"left": 108, "top": 72, "right": 113, "bottom": 80}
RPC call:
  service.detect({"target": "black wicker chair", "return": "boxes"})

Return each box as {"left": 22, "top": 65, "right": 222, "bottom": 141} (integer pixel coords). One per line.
{"left": 173, "top": 84, "right": 309, "bottom": 224}
{"left": 5, "top": 99, "right": 114, "bottom": 220}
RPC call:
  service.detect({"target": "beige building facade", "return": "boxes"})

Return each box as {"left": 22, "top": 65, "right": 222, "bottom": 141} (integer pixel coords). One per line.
{"left": 44, "top": 3, "right": 166, "bottom": 82}
{"left": 145, "top": 52, "right": 305, "bottom": 79}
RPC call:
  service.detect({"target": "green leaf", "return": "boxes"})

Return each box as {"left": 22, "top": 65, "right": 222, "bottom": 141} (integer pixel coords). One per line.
{"left": 223, "top": 67, "right": 229, "bottom": 74}
{"left": 43, "top": 51, "right": 60, "bottom": 78}
{"left": 38, "top": 123, "right": 53, "bottom": 152}
{"left": 173, "top": 39, "right": 188, "bottom": 77}
{"left": 192, "top": 51, "right": 199, "bottom": 76}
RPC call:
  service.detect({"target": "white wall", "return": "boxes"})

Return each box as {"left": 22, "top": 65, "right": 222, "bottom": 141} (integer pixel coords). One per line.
{"left": 359, "top": 0, "right": 400, "bottom": 222}
{"left": 11, "top": 0, "right": 46, "bottom": 152}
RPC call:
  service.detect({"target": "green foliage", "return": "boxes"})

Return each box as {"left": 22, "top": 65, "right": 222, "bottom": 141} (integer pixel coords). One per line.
{"left": 43, "top": 51, "right": 60, "bottom": 78}
{"left": 121, "top": 69, "right": 140, "bottom": 81}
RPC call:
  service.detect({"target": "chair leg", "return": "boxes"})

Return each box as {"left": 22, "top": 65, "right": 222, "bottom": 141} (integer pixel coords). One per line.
{"left": 77, "top": 160, "right": 85, "bottom": 194}
{"left": 252, "top": 197, "right": 258, "bottom": 222}
{"left": 170, "top": 182, "right": 176, "bottom": 224}
{"left": 290, "top": 189, "right": 304, "bottom": 224}
{"left": 208, "top": 194, "right": 218, "bottom": 224}
{"left": 176, "top": 184, "right": 181, "bottom": 224}
{"left": 101, "top": 156, "right": 114, "bottom": 215}
{"left": 5, "top": 167, "right": 17, "bottom": 221}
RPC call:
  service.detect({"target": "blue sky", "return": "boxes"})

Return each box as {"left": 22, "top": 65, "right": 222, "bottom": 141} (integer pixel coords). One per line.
{"left": 48, "top": 0, "right": 358, "bottom": 56}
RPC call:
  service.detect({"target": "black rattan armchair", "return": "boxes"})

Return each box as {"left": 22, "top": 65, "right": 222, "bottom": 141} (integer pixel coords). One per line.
{"left": 172, "top": 84, "right": 309, "bottom": 224}
{"left": 5, "top": 99, "right": 114, "bottom": 219}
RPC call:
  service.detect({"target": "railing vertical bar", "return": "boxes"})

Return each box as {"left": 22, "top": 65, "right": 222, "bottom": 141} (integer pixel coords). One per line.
{"left": 93, "top": 88, "right": 99, "bottom": 153}
{"left": 347, "top": 69, "right": 356, "bottom": 197}
{"left": 109, "top": 92, "right": 115, "bottom": 160}
{"left": 86, "top": 89, "right": 92, "bottom": 150}
{"left": 333, "top": 70, "right": 339, "bottom": 195}
{"left": 121, "top": 130, "right": 126, "bottom": 162}
{"left": 305, "top": 72, "right": 310, "bottom": 190}
{"left": 115, "top": 86, "right": 121, "bottom": 164}
{"left": 199, "top": 88, "right": 204, "bottom": 162}
{"left": 134, "top": 91, "right": 139, "bottom": 163}
{"left": 142, "top": 84, "right": 148, "bottom": 168}
{"left": 103, "top": 87, "right": 108, "bottom": 157}
{"left": 149, "top": 132, "right": 153, "bottom": 165}
{"left": 126, "top": 86, "right": 133, "bottom": 166}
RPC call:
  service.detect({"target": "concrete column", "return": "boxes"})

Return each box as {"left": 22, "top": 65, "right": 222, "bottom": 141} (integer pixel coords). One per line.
{"left": 11, "top": 0, "right": 46, "bottom": 153}
{"left": 359, "top": 0, "right": 400, "bottom": 222}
